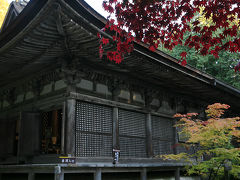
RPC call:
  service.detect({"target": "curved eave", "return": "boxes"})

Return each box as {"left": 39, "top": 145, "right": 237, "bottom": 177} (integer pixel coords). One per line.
{"left": 71, "top": 1, "right": 240, "bottom": 97}
{"left": 0, "top": 0, "right": 218, "bottom": 86}
{"left": 0, "top": 0, "right": 240, "bottom": 109}
{"left": 1, "top": 2, "right": 24, "bottom": 31}
{"left": 0, "top": 0, "right": 48, "bottom": 51}
{"left": 0, "top": 0, "right": 64, "bottom": 87}
{"left": 65, "top": 0, "right": 240, "bottom": 95}
{"left": 133, "top": 43, "right": 240, "bottom": 97}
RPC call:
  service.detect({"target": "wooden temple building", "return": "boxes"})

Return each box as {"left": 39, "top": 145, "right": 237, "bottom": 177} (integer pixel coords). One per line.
{"left": 0, "top": 0, "right": 240, "bottom": 179}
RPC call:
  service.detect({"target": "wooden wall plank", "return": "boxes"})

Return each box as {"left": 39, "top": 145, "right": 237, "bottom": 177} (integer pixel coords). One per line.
{"left": 18, "top": 112, "right": 41, "bottom": 158}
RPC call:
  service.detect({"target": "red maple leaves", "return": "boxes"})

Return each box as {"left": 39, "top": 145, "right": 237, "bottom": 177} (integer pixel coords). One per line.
{"left": 98, "top": 18, "right": 134, "bottom": 64}
{"left": 180, "top": 52, "right": 187, "bottom": 66}
{"left": 100, "top": 0, "right": 240, "bottom": 68}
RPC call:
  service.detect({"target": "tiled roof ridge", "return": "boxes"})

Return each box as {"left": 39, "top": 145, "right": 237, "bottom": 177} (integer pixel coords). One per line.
{"left": 12, "top": 0, "right": 28, "bottom": 13}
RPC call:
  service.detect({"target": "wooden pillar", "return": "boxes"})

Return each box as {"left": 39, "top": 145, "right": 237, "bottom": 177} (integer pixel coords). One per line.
{"left": 144, "top": 90, "right": 153, "bottom": 158}
{"left": 7, "top": 118, "right": 16, "bottom": 156}
{"left": 54, "top": 166, "right": 64, "bottom": 180}
{"left": 65, "top": 99, "right": 76, "bottom": 156}
{"left": 112, "top": 84, "right": 121, "bottom": 163}
{"left": 112, "top": 107, "right": 119, "bottom": 150}
{"left": 94, "top": 169, "right": 102, "bottom": 180}
{"left": 173, "top": 119, "right": 178, "bottom": 155}
{"left": 0, "top": 119, "right": 8, "bottom": 159}
{"left": 175, "top": 168, "right": 180, "bottom": 180}
{"left": 61, "top": 102, "right": 66, "bottom": 155}
{"left": 52, "top": 110, "right": 58, "bottom": 140}
{"left": 141, "top": 168, "right": 147, "bottom": 180}
{"left": 55, "top": 173, "right": 64, "bottom": 180}
{"left": 146, "top": 113, "right": 153, "bottom": 157}
{"left": 28, "top": 172, "right": 35, "bottom": 180}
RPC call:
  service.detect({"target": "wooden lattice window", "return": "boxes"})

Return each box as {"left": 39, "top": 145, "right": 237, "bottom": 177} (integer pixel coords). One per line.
{"left": 75, "top": 101, "right": 113, "bottom": 157}
{"left": 119, "top": 109, "right": 147, "bottom": 158}
{"left": 152, "top": 116, "right": 174, "bottom": 155}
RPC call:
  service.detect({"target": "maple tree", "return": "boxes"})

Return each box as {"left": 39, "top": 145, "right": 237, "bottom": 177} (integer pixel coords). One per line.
{"left": 99, "top": 0, "right": 240, "bottom": 67}
{"left": 161, "top": 103, "right": 240, "bottom": 179}
{"left": 0, "top": 0, "right": 9, "bottom": 29}
{"left": 162, "top": 31, "right": 240, "bottom": 88}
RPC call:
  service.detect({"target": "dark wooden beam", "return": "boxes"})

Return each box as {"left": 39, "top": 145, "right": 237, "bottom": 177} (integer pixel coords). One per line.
{"left": 65, "top": 99, "right": 76, "bottom": 156}
{"left": 146, "top": 113, "right": 153, "bottom": 157}
{"left": 112, "top": 107, "right": 119, "bottom": 152}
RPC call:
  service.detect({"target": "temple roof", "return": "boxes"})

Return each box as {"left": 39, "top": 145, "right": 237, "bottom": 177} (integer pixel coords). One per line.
{"left": 0, "top": 0, "right": 240, "bottom": 110}
{"left": 0, "top": 1, "right": 27, "bottom": 31}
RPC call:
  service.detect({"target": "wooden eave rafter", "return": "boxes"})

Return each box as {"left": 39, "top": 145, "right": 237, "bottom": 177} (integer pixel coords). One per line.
{"left": 0, "top": 0, "right": 239, "bottom": 109}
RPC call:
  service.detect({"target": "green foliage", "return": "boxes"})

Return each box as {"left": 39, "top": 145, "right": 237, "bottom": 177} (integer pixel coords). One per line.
{"left": 162, "top": 103, "right": 240, "bottom": 180}
{"left": 161, "top": 31, "right": 240, "bottom": 89}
